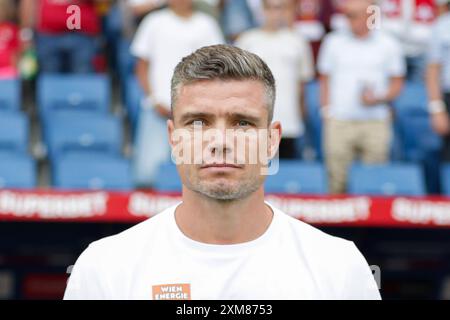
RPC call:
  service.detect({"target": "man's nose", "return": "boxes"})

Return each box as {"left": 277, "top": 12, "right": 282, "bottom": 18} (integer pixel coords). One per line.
{"left": 205, "top": 123, "right": 233, "bottom": 157}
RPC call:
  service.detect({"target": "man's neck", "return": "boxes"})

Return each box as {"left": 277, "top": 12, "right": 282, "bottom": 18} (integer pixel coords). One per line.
{"left": 175, "top": 188, "right": 273, "bottom": 245}
{"left": 170, "top": 6, "right": 193, "bottom": 19}
{"left": 353, "top": 29, "right": 371, "bottom": 39}
{"left": 263, "top": 24, "right": 280, "bottom": 33}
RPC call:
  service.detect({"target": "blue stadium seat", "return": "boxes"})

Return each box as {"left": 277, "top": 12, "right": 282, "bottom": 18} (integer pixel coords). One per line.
{"left": 53, "top": 152, "right": 133, "bottom": 190}
{"left": 348, "top": 163, "right": 425, "bottom": 196}
{"left": 153, "top": 161, "right": 182, "bottom": 192}
{"left": 124, "top": 75, "right": 144, "bottom": 130}
{"left": 37, "top": 74, "right": 110, "bottom": 119}
{"left": 265, "top": 160, "right": 328, "bottom": 194}
{"left": 440, "top": 165, "right": 450, "bottom": 197}
{"left": 0, "top": 78, "right": 20, "bottom": 111}
{"left": 0, "top": 111, "right": 29, "bottom": 154}
{"left": 304, "top": 80, "right": 323, "bottom": 160}
{"left": 0, "top": 152, "right": 36, "bottom": 189}
{"left": 398, "top": 113, "right": 441, "bottom": 161}
{"left": 44, "top": 110, "right": 123, "bottom": 162}
{"left": 392, "top": 81, "right": 442, "bottom": 193}
{"left": 393, "top": 82, "right": 441, "bottom": 161}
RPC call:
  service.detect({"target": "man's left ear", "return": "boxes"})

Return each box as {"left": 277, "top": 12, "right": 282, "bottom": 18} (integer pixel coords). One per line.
{"left": 268, "top": 121, "right": 282, "bottom": 159}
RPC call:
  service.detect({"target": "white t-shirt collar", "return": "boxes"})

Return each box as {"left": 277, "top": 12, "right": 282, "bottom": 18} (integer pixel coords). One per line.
{"left": 168, "top": 201, "right": 280, "bottom": 255}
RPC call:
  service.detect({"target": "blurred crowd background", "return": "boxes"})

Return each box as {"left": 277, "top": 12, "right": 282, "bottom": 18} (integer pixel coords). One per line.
{"left": 0, "top": 0, "right": 450, "bottom": 195}
{"left": 1, "top": 0, "right": 450, "bottom": 196}
{"left": 1, "top": 0, "right": 450, "bottom": 301}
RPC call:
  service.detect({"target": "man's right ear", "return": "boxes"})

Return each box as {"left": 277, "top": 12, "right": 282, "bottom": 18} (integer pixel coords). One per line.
{"left": 167, "top": 119, "right": 175, "bottom": 148}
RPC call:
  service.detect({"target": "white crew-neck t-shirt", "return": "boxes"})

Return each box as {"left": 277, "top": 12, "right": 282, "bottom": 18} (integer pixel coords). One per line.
{"left": 64, "top": 202, "right": 381, "bottom": 300}
{"left": 236, "top": 28, "right": 314, "bottom": 138}
{"left": 130, "top": 9, "right": 224, "bottom": 108}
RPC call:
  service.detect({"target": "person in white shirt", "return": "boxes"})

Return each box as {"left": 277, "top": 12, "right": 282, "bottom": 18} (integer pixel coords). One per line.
{"left": 64, "top": 44, "right": 381, "bottom": 300}
{"left": 318, "top": 0, "right": 405, "bottom": 194}
{"left": 126, "top": 0, "right": 220, "bottom": 20}
{"left": 236, "top": 0, "right": 314, "bottom": 159}
{"left": 426, "top": 0, "right": 450, "bottom": 161}
{"left": 130, "top": 0, "right": 224, "bottom": 187}
{"left": 127, "top": 0, "right": 166, "bottom": 19}
{"left": 379, "top": 0, "right": 435, "bottom": 82}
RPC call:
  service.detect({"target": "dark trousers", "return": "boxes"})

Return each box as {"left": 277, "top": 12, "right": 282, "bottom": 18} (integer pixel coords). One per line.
{"left": 278, "top": 138, "right": 298, "bottom": 159}
{"left": 443, "top": 93, "right": 450, "bottom": 161}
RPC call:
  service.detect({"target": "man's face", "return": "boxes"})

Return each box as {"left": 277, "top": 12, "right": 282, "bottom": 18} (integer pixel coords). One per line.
{"left": 168, "top": 0, "right": 193, "bottom": 11}
{"left": 344, "top": 0, "right": 371, "bottom": 36}
{"left": 168, "top": 80, "right": 281, "bottom": 201}
{"left": 263, "top": 0, "right": 294, "bottom": 29}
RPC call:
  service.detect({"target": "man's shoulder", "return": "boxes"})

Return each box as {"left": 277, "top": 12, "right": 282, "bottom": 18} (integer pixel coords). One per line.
{"left": 273, "top": 205, "right": 358, "bottom": 263}
{"left": 434, "top": 14, "right": 450, "bottom": 34}
{"left": 322, "top": 30, "right": 347, "bottom": 43}
{"left": 236, "top": 28, "right": 265, "bottom": 45}
{"left": 239, "top": 28, "right": 263, "bottom": 39}
{"left": 436, "top": 13, "right": 450, "bottom": 26}
{"left": 140, "top": 8, "right": 172, "bottom": 25}
{"left": 273, "top": 206, "right": 380, "bottom": 299}
{"left": 84, "top": 204, "right": 177, "bottom": 261}
{"left": 282, "top": 208, "right": 351, "bottom": 240}
{"left": 372, "top": 30, "right": 401, "bottom": 49}
{"left": 192, "top": 11, "right": 220, "bottom": 26}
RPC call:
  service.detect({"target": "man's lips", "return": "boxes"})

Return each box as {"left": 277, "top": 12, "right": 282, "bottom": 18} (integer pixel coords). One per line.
{"left": 200, "top": 163, "right": 243, "bottom": 169}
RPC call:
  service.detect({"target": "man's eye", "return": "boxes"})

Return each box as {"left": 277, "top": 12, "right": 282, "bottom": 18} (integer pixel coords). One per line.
{"left": 238, "top": 120, "right": 251, "bottom": 127}
{"left": 190, "top": 120, "right": 205, "bottom": 127}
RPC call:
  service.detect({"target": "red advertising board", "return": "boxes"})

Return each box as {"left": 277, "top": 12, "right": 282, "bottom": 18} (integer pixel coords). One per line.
{"left": 0, "top": 190, "right": 449, "bottom": 228}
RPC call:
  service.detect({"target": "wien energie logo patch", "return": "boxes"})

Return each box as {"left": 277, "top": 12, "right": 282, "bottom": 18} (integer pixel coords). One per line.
{"left": 152, "top": 283, "right": 191, "bottom": 300}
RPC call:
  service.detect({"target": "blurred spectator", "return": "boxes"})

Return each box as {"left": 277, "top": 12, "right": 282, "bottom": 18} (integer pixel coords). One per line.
{"left": 127, "top": 0, "right": 166, "bottom": 21}
{"left": 426, "top": 0, "right": 450, "bottom": 159}
{"left": 19, "top": 0, "right": 104, "bottom": 73}
{"left": 130, "top": 0, "right": 224, "bottom": 187}
{"left": 293, "top": 0, "right": 339, "bottom": 64}
{"left": 0, "top": 0, "right": 19, "bottom": 79}
{"left": 220, "top": 0, "right": 258, "bottom": 43}
{"left": 318, "top": 0, "right": 405, "bottom": 194}
{"left": 293, "top": 0, "right": 328, "bottom": 42}
{"left": 126, "top": 0, "right": 219, "bottom": 24}
{"left": 329, "top": 0, "right": 349, "bottom": 31}
{"left": 236, "top": 0, "right": 314, "bottom": 159}
{"left": 247, "top": 0, "right": 266, "bottom": 25}
{"left": 380, "top": 0, "right": 436, "bottom": 82}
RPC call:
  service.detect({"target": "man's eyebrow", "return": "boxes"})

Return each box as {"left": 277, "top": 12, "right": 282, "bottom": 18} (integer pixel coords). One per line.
{"left": 178, "top": 111, "right": 263, "bottom": 124}
{"left": 179, "top": 112, "right": 213, "bottom": 123}
{"left": 228, "top": 112, "right": 261, "bottom": 123}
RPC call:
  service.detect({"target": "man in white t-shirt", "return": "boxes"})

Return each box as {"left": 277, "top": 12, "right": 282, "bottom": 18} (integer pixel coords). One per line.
{"left": 380, "top": 0, "right": 435, "bottom": 82}
{"left": 126, "top": 0, "right": 220, "bottom": 21}
{"left": 318, "top": 0, "right": 405, "bottom": 194}
{"left": 64, "top": 45, "right": 381, "bottom": 300}
{"left": 131, "top": 0, "right": 224, "bottom": 187}
{"left": 127, "top": 0, "right": 166, "bottom": 19}
{"left": 236, "top": 0, "right": 314, "bottom": 159}
{"left": 426, "top": 0, "right": 450, "bottom": 160}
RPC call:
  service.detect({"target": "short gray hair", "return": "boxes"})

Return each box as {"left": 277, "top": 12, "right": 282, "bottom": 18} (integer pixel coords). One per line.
{"left": 171, "top": 44, "right": 276, "bottom": 122}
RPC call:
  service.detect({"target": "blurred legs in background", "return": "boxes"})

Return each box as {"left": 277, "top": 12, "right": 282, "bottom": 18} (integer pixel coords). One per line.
{"left": 220, "top": 0, "right": 256, "bottom": 43}
{"left": 278, "top": 138, "right": 299, "bottom": 159}
{"left": 442, "top": 93, "right": 450, "bottom": 161}
{"left": 132, "top": 107, "right": 171, "bottom": 188}
{"left": 37, "top": 33, "right": 98, "bottom": 73}
{"left": 324, "top": 118, "right": 391, "bottom": 194}
{"left": 406, "top": 55, "right": 426, "bottom": 83}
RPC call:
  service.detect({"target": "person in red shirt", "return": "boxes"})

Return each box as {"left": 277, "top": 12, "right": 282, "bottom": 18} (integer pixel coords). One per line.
{"left": 20, "top": 0, "right": 104, "bottom": 73}
{"left": 0, "top": 0, "right": 20, "bottom": 79}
